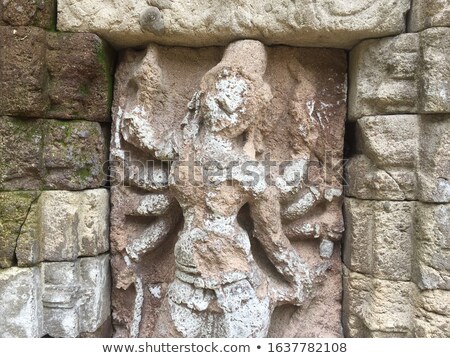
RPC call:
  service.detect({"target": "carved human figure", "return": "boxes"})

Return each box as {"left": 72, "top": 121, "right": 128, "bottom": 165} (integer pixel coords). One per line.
{"left": 116, "top": 40, "right": 341, "bottom": 338}
{"left": 150, "top": 41, "right": 314, "bottom": 337}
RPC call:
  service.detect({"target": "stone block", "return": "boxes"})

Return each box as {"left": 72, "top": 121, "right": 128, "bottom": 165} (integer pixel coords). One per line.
{"left": 345, "top": 198, "right": 450, "bottom": 294}
{"left": 16, "top": 189, "right": 109, "bottom": 265}
{"left": 0, "top": 28, "right": 113, "bottom": 121}
{"left": 57, "top": 0, "right": 409, "bottom": 49}
{"left": 344, "top": 199, "right": 414, "bottom": 281}
{"left": 414, "top": 204, "right": 450, "bottom": 290}
{"left": 78, "top": 255, "right": 111, "bottom": 333}
{"left": 0, "top": 266, "right": 43, "bottom": 337}
{"left": 414, "top": 290, "right": 450, "bottom": 337}
{"left": 349, "top": 28, "right": 450, "bottom": 119}
{"left": 0, "top": 255, "right": 110, "bottom": 338}
{"left": 345, "top": 155, "right": 415, "bottom": 200}
{"left": 346, "top": 115, "right": 419, "bottom": 201}
{"left": 343, "top": 268, "right": 450, "bottom": 337}
{"left": 0, "top": 117, "right": 107, "bottom": 190}
{"left": 0, "top": 191, "right": 40, "bottom": 268}
{"left": 409, "top": 0, "right": 450, "bottom": 32}
{"left": 420, "top": 29, "right": 450, "bottom": 114}
{"left": 0, "top": 117, "right": 44, "bottom": 190}
{"left": 0, "top": 0, "right": 55, "bottom": 29}
{"left": 41, "top": 120, "right": 108, "bottom": 190}
{"left": 0, "top": 27, "right": 48, "bottom": 117}
{"left": 44, "top": 32, "right": 114, "bottom": 121}
{"left": 349, "top": 34, "right": 419, "bottom": 119}
{"left": 42, "top": 261, "right": 81, "bottom": 337}
{"left": 357, "top": 115, "right": 419, "bottom": 168}
{"left": 343, "top": 268, "right": 416, "bottom": 338}
{"left": 417, "top": 116, "right": 450, "bottom": 203}
{"left": 42, "top": 255, "right": 111, "bottom": 337}
{"left": 346, "top": 114, "right": 450, "bottom": 203}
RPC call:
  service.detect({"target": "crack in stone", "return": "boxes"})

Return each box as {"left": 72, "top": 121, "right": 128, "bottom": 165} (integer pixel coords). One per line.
{"left": 12, "top": 192, "right": 41, "bottom": 266}
{"left": 383, "top": 168, "right": 407, "bottom": 199}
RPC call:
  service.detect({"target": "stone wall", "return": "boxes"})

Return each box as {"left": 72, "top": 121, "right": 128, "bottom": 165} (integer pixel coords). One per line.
{"left": 0, "top": 1, "right": 114, "bottom": 337}
{"left": 344, "top": 12, "right": 450, "bottom": 336}
{"left": 0, "top": 0, "right": 448, "bottom": 338}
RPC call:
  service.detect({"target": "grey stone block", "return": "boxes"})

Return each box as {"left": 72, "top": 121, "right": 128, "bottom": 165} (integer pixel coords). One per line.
{"left": 0, "top": 266, "right": 43, "bottom": 337}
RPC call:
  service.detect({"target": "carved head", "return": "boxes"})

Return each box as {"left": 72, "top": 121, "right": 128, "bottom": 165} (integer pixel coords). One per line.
{"left": 199, "top": 40, "right": 272, "bottom": 139}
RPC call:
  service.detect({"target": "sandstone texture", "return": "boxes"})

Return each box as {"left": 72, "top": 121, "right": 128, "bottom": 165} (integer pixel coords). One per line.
{"left": 42, "top": 255, "right": 111, "bottom": 337}
{"left": 0, "top": 117, "right": 108, "bottom": 190}
{"left": 344, "top": 199, "right": 414, "bottom": 281}
{"left": 17, "top": 189, "right": 110, "bottom": 266}
{"left": 0, "top": 0, "right": 55, "bottom": 29}
{"left": 349, "top": 28, "right": 450, "bottom": 120}
{"left": 346, "top": 114, "right": 450, "bottom": 203}
{"left": 0, "top": 191, "right": 41, "bottom": 268}
{"left": 344, "top": 200, "right": 450, "bottom": 337}
{"left": 345, "top": 1, "right": 450, "bottom": 337}
{"left": 344, "top": 199, "right": 450, "bottom": 289}
{"left": 0, "top": 27, "right": 113, "bottom": 121}
{"left": 110, "top": 40, "right": 346, "bottom": 337}
{"left": 57, "top": 0, "right": 409, "bottom": 49}
{"left": 1, "top": 190, "right": 109, "bottom": 269}
{"left": 409, "top": 0, "right": 450, "bottom": 32}
{"left": 0, "top": 255, "right": 111, "bottom": 338}
{"left": 343, "top": 269, "right": 450, "bottom": 337}
{"left": 0, "top": 267, "right": 43, "bottom": 337}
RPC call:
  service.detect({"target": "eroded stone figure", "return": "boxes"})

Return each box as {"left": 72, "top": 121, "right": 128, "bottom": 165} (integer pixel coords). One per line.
{"left": 157, "top": 41, "right": 316, "bottom": 337}
{"left": 112, "top": 40, "right": 345, "bottom": 338}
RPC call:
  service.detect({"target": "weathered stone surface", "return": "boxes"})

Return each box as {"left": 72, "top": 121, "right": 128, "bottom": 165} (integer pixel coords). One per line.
{"left": 344, "top": 199, "right": 414, "bottom": 281}
{"left": 42, "top": 261, "right": 80, "bottom": 337}
{"left": 57, "top": 0, "right": 409, "bottom": 49}
{"left": 409, "top": 0, "right": 450, "bottom": 32}
{"left": 346, "top": 115, "right": 418, "bottom": 200}
{"left": 78, "top": 190, "right": 110, "bottom": 257}
{"left": 346, "top": 114, "right": 450, "bottom": 203}
{"left": 0, "top": 266, "right": 43, "bottom": 337}
{"left": 78, "top": 255, "right": 111, "bottom": 333}
{"left": 110, "top": 40, "right": 346, "bottom": 337}
{"left": 349, "top": 34, "right": 419, "bottom": 119}
{"left": 42, "top": 254, "right": 111, "bottom": 337}
{"left": 357, "top": 115, "right": 418, "bottom": 169}
{"left": 345, "top": 199, "right": 450, "bottom": 289}
{"left": 0, "top": 117, "right": 44, "bottom": 190}
{"left": 78, "top": 317, "right": 113, "bottom": 338}
{"left": 0, "top": 27, "right": 113, "bottom": 121}
{"left": 349, "top": 28, "right": 450, "bottom": 120}
{"left": 0, "top": 27, "right": 48, "bottom": 117}
{"left": 16, "top": 189, "right": 109, "bottom": 265}
{"left": 0, "top": 117, "right": 107, "bottom": 190}
{"left": 343, "top": 269, "right": 416, "bottom": 337}
{"left": 0, "top": 255, "right": 111, "bottom": 338}
{"left": 0, "top": 0, "right": 55, "bottom": 29}
{"left": 420, "top": 29, "right": 450, "bottom": 114}
{"left": 415, "top": 290, "right": 450, "bottom": 337}
{"left": 343, "top": 268, "right": 450, "bottom": 337}
{"left": 414, "top": 204, "right": 450, "bottom": 290}
{"left": 41, "top": 120, "right": 108, "bottom": 189}
{"left": 0, "top": 191, "right": 40, "bottom": 268}
{"left": 417, "top": 115, "right": 450, "bottom": 203}
{"left": 346, "top": 155, "right": 415, "bottom": 201}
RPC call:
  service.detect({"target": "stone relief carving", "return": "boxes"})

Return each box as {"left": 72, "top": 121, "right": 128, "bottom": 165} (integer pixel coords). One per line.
{"left": 57, "top": 0, "right": 409, "bottom": 49}
{"left": 349, "top": 28, "right": 450, "bottom": 120}
{"left": 409, "top": 0, "right": 450, "bottom": 32}
{"left": 110, "top": 40, "right": 346, "bottom": 337}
